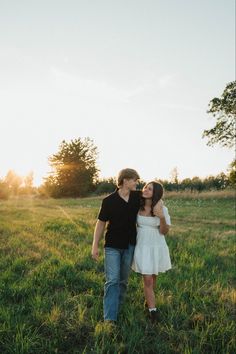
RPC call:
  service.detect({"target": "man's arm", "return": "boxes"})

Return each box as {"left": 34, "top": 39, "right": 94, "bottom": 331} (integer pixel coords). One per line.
{"left": 91, "top": 220, "right": 106, "bottom": 261}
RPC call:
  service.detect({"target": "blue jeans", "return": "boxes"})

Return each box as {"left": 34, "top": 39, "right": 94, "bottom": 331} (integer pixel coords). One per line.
{"left": 104, "top": 244, "right": 135, "bottom": 321}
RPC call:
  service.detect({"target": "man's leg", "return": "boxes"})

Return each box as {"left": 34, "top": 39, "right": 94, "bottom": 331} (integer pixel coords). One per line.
{"left": 104, "top": 247, "right": 121, "bottom": 321}
{"left": 119, "top": 244, "right": 135, "bottom": 305}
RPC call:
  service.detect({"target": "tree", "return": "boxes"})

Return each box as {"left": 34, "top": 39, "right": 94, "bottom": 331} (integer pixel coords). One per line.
{"left": 43, "top": 138, "right": 99, "bottom": 197}
{"left": 203, "top": 175, "right": 216, "bottom": 190}
{"left": 24, "top": 172, "right": 34, "bottom": 189}
{"left": 0, "top": 179, "right": 10, "bottom": 199}
{"left": 202, "top": 81, "right": 236, "bottom": 148}
{"left": 228, "top": 159, "right": 236, "bottom": 186}
{"left": 4, "top": 170, "right": 23, "bottom": 195}
{"left": 191, "top": 176, "right": 204, "bottom": 192}
{"left": 170, "top": 167, "right": 179, "bottom": 184}
{"left": 181, "top": 178, "right": 193, "bottom": 192}
{"left": 38, "top": 175, "right": 58, "bottom": 197}
{"left": 20, "top": 171, "right": 35, "bottom": 195}
{"left": 169, "top": 167, "right": 179, "bottom": 191}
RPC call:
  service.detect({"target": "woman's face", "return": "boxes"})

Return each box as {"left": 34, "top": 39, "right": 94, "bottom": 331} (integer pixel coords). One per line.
{"left": 142, "top": 183, "right": 153, "bottom": 199}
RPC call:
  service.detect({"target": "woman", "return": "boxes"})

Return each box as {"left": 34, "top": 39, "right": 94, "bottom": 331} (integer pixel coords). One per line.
{"left": 132, "top": 181, "right": 171, "bottom": 323}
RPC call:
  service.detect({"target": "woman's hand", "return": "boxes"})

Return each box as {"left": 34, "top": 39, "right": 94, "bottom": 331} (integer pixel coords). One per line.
{"left": 153, "top": 199, "right": 164, "bottom": 219}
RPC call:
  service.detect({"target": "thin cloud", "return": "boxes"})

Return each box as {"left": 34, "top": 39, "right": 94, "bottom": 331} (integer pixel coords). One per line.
{"left": 156, "top": 102, "right": 201, "bottom": 112}
{"left": 50, "top": 67, "right": 181, "bottom": 103}
{"left": 158, "top": 74, "right": 178, "bottom": 88}
{"left": 50, "top": 67, "right": 129, "bottom": 103}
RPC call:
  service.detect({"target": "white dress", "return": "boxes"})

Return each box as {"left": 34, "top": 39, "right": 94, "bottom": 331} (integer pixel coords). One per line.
{"left": 132, "top": 206, "right": 172, "bottom": 275}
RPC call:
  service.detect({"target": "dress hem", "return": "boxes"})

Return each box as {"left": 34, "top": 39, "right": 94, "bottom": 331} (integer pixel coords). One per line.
{"left": 132, "top": 267, "right": 172, "bottom": 275}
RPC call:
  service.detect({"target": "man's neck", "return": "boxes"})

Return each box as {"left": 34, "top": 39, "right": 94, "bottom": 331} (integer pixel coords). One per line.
{"left": 118, "top": 186, "right": 131, "bottom": 199}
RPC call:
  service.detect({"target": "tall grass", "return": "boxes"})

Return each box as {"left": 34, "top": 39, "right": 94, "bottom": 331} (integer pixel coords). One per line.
{"left": 0, "top": 192, "right": 235, "bottom": 353}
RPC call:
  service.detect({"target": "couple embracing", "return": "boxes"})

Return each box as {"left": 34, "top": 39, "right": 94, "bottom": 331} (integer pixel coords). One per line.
{"left": 91, "top": 168, "right": 171, "bottom": 324}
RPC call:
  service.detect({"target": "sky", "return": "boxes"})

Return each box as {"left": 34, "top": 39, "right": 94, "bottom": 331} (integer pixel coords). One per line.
{"left": 0, "top": 0, "right": 235, "bottom": 186}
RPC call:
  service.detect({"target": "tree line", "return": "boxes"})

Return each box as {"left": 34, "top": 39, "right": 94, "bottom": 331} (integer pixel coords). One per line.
{"left": 0, "top": 170, "right": 35, "bottom": 200}
{"left": 0, "top": 81, "right": 235, "bottom": 199}
{"left": 0, "top": 159, "right": 235, "bottom": 199}
{"left": 93, "top": 167, "right": 235, "bottom": 195}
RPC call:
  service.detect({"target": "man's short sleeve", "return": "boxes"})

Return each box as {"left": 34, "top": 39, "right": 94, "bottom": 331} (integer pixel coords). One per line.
{"left": 98, "top": 198, "right": 110, "bottom": 222}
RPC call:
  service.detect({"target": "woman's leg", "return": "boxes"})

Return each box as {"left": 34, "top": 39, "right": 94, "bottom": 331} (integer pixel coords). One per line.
{"left": 152, "top": 275, "right": 157, "bottom": 290}
{"left": 143, "top": 275, "right": 156, "bottom": 308}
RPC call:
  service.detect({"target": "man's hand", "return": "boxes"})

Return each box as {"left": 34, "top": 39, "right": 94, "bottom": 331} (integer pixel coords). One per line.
{"left": 91, "top": 220, "right": 106, "bottom": 261}
{"left": 91, "top": 244, "right": 99, "bottom": 261}
{"left": 153, "top": 199, "right": 164, "bottom": 219}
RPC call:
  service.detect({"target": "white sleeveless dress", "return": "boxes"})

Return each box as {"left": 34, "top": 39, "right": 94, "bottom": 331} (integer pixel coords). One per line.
{"left": 132, "top": 206, "right": 172, "bottom": 275}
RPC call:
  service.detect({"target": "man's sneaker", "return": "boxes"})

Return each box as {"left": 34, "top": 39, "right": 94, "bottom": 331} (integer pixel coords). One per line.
{"left": 149, "top": 310, "right": 158, "bottom": 324}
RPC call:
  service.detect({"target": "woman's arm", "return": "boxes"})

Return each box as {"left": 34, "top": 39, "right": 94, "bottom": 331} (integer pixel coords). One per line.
{"left": 153, "top": 200, "right": 170, "bottom": 235}
{"left": 159, "top": 215, "right": 169, "bottom": 235}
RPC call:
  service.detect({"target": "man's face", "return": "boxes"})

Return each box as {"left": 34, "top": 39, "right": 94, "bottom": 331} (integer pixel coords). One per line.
{"left": 125, "top": 178, "right": 138, "bottom": 191}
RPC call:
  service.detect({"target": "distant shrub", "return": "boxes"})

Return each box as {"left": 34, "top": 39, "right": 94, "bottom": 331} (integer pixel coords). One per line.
{"left": 94, "top": 178, "right": 116, "bottom": 195}
{"left": 0, "top": 181, "right": 10, "bottom": 200}
{"left": 94, "top": 178, "right": 146, "bottom": 195}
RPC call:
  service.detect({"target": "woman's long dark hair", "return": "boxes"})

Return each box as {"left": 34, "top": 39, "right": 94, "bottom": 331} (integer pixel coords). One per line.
{"left": 140, "top": 181, "right": 164, "bottom": 216}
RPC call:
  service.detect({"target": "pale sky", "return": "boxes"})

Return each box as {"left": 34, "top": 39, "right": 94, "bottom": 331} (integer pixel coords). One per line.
{"left": 0, "top": 0, "right": 235, "bottom": 185}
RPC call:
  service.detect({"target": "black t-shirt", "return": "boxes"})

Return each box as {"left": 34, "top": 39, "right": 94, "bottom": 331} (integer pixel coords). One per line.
{"left": 98, "top": 190, "right": 141, "bottom": 249}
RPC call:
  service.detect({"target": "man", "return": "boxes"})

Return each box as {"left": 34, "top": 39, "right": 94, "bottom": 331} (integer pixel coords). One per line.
{"left": 91, "top": 168, "right": 141, "bottom": 322}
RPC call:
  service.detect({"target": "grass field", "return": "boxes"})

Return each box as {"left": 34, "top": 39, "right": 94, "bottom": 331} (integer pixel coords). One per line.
{"left": 0, "top": 192, "right": 235, "bottom": 353}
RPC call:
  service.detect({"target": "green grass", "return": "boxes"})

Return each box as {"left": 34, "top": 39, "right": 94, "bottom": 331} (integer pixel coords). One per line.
{"left": 0, "top": 192, "right": 235, "bottom": 353}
